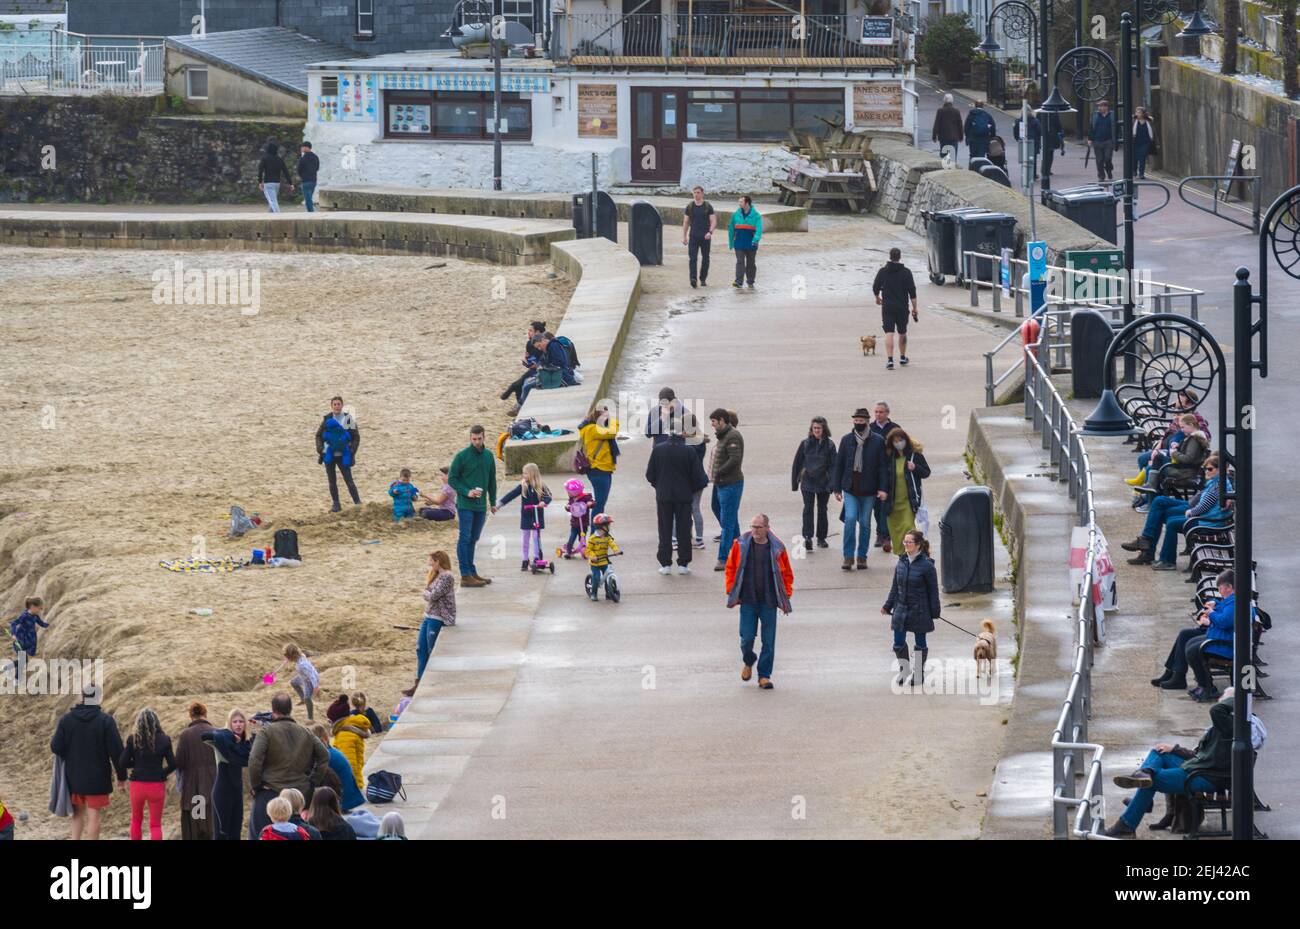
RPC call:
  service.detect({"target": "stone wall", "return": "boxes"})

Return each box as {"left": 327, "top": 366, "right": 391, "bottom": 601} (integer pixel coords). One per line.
{"left": 0, "top": 96, "right": 305, "bottom": 203}
{"left": 866, "top": 138, "right": 942, "bottom": 224}
{"left": 1157, "top": 57, "right": 1300, "bottom": 206}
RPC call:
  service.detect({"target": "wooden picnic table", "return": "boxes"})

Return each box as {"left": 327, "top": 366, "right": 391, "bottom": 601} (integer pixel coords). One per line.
{"left": 778, "top": 164, "right": 870, "bottom": 212}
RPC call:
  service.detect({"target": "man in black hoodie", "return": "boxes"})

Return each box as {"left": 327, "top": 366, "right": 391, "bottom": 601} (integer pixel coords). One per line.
{"left": 646, "top": 431, "right": 709, "bottom": 573}
{"left": 872, "top": 248, "right": 918, "bottom": 370}
{"left": 297, "top": 141, "right": 321, "bottom": 212}
{"left": 50, "top": 684, "right": 125, "bottom": 840}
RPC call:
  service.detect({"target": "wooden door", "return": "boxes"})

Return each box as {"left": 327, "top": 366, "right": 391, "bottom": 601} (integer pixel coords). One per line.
{"left": 631, "top": 87, "right": 684, "bottom": 184}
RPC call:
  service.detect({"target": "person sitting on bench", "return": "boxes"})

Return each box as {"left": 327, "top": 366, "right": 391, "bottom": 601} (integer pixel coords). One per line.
{"left": 1104, "top": 692, "right": 1234, "bottom": 838}
{"left": 1122, "top": 455, "right": 1230, "bottom": 570}
{"left": 1151, "top": 569, "right": 1237, "bottom": 700}
{"left": 501, "top": 320, "right": 547, "bottom": 412}
{"left": 518, "top": 332, "right": 575, "bottom": 408}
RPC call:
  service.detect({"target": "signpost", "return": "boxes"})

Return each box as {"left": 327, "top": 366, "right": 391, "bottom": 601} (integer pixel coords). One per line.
{"left": 1027, "top": 240, "right": 1047, "bottom": 317}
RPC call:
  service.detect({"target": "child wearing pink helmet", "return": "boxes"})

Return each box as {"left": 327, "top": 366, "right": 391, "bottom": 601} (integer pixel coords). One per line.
{"left": 561, "top": 477, "right": 595, "bottom": 559}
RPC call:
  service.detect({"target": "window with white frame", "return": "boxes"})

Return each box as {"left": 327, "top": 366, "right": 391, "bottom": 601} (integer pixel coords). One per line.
{"left": 357, "top": 0, "right": 375, "bottom": 36}
{"left": 186, "top": 68, "right": 208, "bottom": 99}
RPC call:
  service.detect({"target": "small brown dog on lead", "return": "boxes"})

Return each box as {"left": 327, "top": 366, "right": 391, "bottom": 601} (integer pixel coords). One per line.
{"left": 974, "top": 619, "right": 997, "bottom": 680}
{"left": 861, "top": 335, "right": 877, "bottom": 356}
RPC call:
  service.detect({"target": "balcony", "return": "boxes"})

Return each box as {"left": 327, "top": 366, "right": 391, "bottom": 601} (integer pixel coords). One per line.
{"left": 550, "top": 13, "right": 903, "bottom": 70}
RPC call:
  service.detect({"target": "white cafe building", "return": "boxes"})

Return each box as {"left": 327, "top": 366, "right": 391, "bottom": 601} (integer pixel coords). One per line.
{"left": 307, "top": 1, "right": 917, "bottom": 193}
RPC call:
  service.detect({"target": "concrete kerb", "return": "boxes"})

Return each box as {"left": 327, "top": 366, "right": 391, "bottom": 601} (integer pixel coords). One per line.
{"left": 317, "top": 185, "right": 809, "bottom": 234}
{"left": 501, "top": 237, "right": 642, "bottom": 474}
{"left": 967, "top": 407, "right": 1082, "bottom": 839}
{"left": 0, "top": 210, "right": 576, "bottom": 265}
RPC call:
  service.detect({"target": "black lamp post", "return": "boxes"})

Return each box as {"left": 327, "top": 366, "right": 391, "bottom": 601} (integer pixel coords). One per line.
{"left": 1037, "top": 18, "right": 1139, "bottom": 380}
{"left": 975, "top": 2, "right": 1040, "bottom": 112}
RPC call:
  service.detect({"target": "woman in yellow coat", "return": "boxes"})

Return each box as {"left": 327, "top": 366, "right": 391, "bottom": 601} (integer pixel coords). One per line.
{"left": 577, "top": 402, "right": 620, "bottom": 517}
{"left": 327, "top": 697, "right": 371, "bottom": 792}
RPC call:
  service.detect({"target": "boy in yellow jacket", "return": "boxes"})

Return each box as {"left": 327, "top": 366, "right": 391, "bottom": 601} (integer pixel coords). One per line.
{"left": 586, "top": 513, "right": 621, "bottom": 601}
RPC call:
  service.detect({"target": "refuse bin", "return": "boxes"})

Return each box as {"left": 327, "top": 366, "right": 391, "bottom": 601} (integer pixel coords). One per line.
{"left": 923, "top": 206, "right": 988, "bottom": 285}
{"left": 939, "top": 486, "right": 995, "bottom": 594}
{"left": 954, "top": 211, "right": 1018, "bottom": 285}
{"left": 979, "top": 163, "right": 1012, "bottom": 188}
{"left": 1070, "top": 308, "right": 1114, "bottom": 400}
{"left": 1046, "top": 185, "right": 1118, "bottom": 244}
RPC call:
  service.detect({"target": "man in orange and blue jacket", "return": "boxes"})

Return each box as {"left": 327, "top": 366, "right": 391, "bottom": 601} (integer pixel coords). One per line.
{"left": 725, "top": 513, "right": 793, "bottom": 690}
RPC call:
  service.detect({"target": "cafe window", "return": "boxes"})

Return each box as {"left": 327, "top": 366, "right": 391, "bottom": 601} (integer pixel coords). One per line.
{"left": 383, "top": 90, "right": 532, "bottom": 140}
{"left": 686, "top": 88, "right": 844, "bottom": 142}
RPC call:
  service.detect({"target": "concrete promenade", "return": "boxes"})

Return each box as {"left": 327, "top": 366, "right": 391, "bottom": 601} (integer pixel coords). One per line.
{"left": 370, "top": 214, "right": 1018, "bottom": 838}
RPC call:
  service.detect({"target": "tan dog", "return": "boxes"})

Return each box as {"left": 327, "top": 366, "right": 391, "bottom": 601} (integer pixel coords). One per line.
{"left": 974, "top": 619, "right": 997, "bottom": 680}
{"left": 861, "top": 335, "right": 877, "bottom": 356}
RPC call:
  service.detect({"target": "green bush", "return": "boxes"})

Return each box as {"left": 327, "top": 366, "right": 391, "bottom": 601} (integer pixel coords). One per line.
{"left": 920, "top": 13, "right": 982, "bottom": 81}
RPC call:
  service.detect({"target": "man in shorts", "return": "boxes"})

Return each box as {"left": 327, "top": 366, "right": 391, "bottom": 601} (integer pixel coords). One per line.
{"left": 872, "top": 247, "right": 918, "bottom": 370}
{"left": 50, "top": 683, "right": 125, "bottom": 840}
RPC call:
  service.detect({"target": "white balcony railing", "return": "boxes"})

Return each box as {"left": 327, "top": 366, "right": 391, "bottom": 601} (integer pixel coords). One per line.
{"left": 0, "top": 40, "right": 165, "bottom": 95}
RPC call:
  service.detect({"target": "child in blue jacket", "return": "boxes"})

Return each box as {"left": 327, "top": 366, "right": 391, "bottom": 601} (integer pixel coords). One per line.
{"left": 9, "top": 597, "right": 48, "bottom": 657}
{"left": 389, "top": 468, "right": 420, "bottom": 521}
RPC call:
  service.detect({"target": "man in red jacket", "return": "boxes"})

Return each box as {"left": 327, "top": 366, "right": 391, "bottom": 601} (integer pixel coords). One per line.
{"left": 724, "top": 514, "right": 794, "bottom": 690}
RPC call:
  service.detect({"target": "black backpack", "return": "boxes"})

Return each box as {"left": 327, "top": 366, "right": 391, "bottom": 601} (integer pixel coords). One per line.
{"left": 273, "top": 528, "right": 300, "bottom": 561}
{"left": 555, "top": 335, "right": 579, "bottom": 369}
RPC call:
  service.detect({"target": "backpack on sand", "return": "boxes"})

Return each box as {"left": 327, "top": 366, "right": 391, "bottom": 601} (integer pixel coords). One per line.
{"left": 273, "top": 528, "right": 300, "bottom": 561}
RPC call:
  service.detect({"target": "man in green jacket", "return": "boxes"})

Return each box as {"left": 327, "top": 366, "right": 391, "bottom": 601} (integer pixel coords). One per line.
{"left": 727, "top": 196, "right": 763, "bottom": 290}
{"left": 1105, "top": 694, "right": 1237, "bottom": 836}
{"left": 710, "top": 408, "right": 745, "bottom": 571}
{"left": 448, "top": 425, "right": 499, "bottom": 587}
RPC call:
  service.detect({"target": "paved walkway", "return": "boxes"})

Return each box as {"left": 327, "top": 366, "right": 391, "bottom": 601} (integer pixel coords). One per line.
{"left": 392, "top": 215, "right": 1017, "bottom": 838}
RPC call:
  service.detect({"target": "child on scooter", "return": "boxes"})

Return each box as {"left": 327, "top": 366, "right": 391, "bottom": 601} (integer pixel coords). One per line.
{"left": 560, "top": 478, "right": 594, "bottom": 558}
{"left": 498, "top": 463, "right": 553, "bottom": 571}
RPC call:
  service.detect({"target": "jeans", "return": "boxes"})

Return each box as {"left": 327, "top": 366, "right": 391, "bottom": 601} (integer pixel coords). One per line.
{"left": 262, "top": 182, "right": 281, "bottom": 212}
{"left": 300, "top": 180, "right": 317, "bottom": 212}
{"left": 739, "top": 603, "right": 778, "bottom": 679}
{"left": 588, "top": 468, "right": 613, "bottom": 517}
{"left": 691, "top": 487, "right": 705, "bottom": 540}
{"left": 656, "top": 499, "right": 693, "bottom": 566}
{"left": 892, "top": 627, "right": 928, "bottom": 650}
{"left": 733, "top": 248, "right": 757, "bottom": 285}
{"left": 416, "top": 617, "right": 445, "bottom": 678}
{"left": 688, "top": 235, "right": 711, "bottom": 283}
{"left": 325, "top": 457, "right": 360, "bottom": 506}
{"left": 714, "top": 481, "right": 744, "bottom": 563}
{"left": 590, "top": 564, "right": 607, "bottom": 598}
{"left": 1138, "top": 450, "right": 1152, "bottom": 470}
{"left": 1141, "top": 495, "right": 1188, "bottom": 564}
{"left": 1119, "top": 749, "right": 1216, "bottom": 829}
{"left": 841, "top": 493, "right": 874, "bottom": 560}
{"left": 129, "top": 780, "right": 165, "bottom": 841}
{"left": 456, "top": 506, "right": 488, "bottom": 577}
{"left": 801, "top": 490, "right": 829, "bottom": 543}
{"left": 290, "top": 679, "right": 315, "bottom": 720}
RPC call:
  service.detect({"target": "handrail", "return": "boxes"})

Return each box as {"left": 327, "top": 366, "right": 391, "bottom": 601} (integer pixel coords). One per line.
{"left": 1177, "top": 175, "right": 1262, "bottom": 234}
{"left": 1017, "top": 340, "right": 1112, "bottom": 838}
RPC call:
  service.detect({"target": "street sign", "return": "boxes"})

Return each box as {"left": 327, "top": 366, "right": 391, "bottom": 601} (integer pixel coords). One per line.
{"left": 1000, "top": 248, "right": 1012, "bottom": 296}
{"left": 1065, "top": 249, "right": 1125, "bottom": 303}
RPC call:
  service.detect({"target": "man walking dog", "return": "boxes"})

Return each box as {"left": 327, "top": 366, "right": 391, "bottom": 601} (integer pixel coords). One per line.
{"left": 872, "top": 248, "right": 918, "bottom": 370}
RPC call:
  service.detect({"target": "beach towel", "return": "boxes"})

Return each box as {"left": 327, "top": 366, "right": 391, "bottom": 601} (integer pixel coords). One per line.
{"left": 49, "top": 756, "right": 71, "bottom": 817}
{"left": 159, "top": 556, "right": 246, "bottom": 573}
{"left": 228, "top": 506, "right": 256, "bottom": 538}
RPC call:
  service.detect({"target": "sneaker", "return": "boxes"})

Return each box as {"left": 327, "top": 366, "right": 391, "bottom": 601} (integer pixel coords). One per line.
{"left": 712, "top": 533, "right": 721, "bottom": 542}
{"left": 1120, "top": 537, "right": 1151, "bottom": 552}
{"left": 1190, "top": 685, "right": 1221, "bottom": 703}
{"left": 330, "top": 502, "right": 341, "bottom": 513}
{"left": 658, "top": 565, "right": 672, "bottom": 575}
{"left": 1134, "top": 502, "right": 1150, "bottom": 513}
{"left": 1151, "top": 561, "right": 1177, "bottom": 571}
{"left": 693, "top": 538, "right": 705, "bottom": 549}
{"left": 746, "top": 282, "right": 754, "bottom": 290}
{"left": 741, "top": 663, "right": 753, "bottom": 682}
{"left": 886, "top": 358, "right": 895, "bottom": 370}
{"left": 758, "top": 678, "right": 774, "bottom": 690}
{"left": 460, "top": 575, "right": 487, "bottom": 588}
{"left": 816, "top": 538, "right": 828, "bottom": 548}
{"left": 732, "top": 281, "right": 743, "bottom": 289}
{"left": 1114, "top": 769, "right": 1154, "bottom": 789}
{"left": 899, "top": 355, "right": 909, "bottom": 366}
{"left": 700, "top": 279, "right": 708, "bottom": 287}
{"left": 690, "top": 279, "right": 698, "bottom": 288}
{"left": 676, "top": 565, "right": 691, "bottom": 575}
{"left": 521, "top": 560, "right": 531, "bottom": 572}
{"left": 589, "top": 593, "right": 599, "bottom": 602}
{"left": 714, "top": 561, "right": 726, "bottom": 572}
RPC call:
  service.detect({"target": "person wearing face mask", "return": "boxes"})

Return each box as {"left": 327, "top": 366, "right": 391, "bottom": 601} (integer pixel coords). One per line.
{"left": 832, "top": 408, "right": 890, "bottom": 571}
{"left": 882, "top": 428, "right": 931, "bottom": 554}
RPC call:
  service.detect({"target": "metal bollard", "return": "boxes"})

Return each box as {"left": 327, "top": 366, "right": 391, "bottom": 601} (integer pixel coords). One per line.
{"left": 1015, "top": 283, "right": 1024, "bottom": 318}
{"left": 992, "top": 280, "right": 1001, "bottom": 312}
{"left": 969, "top": 253, "right": 979, "bottom": 307}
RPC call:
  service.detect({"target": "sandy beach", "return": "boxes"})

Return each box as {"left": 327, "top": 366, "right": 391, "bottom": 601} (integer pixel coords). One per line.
{"left": 0, "top": 246, "right": 572, "bottom": 838}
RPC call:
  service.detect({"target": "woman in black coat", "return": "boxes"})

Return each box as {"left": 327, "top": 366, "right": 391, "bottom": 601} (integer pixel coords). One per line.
{"left": 791, "top": 416, "right": 836, "bottom": 550}
{"left": 200, "top": 709, "right": 254, "bottom": 840}
{"left": 880, "top": 529, "right": 941, "bottom": 682}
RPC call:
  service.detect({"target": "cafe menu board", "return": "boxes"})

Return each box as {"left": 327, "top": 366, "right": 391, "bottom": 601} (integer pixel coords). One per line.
{"left": 853, "top": 82, "right": 903, "bottom": 129}
{"left": 578, "top": 83, "right": 618, "bottom": 138}
{"left": 388, "top": 102, "right": 432, "bottom": 134}
{"left": 861, "top": 16, "right": 895, "bottom": 45}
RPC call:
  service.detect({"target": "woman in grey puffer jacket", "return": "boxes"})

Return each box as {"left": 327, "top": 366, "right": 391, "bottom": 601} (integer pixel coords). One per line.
{"left": 791, "top": 416, "right": 837, "bottom": 550}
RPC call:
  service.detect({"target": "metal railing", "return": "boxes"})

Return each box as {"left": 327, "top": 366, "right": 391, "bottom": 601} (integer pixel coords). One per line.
{"left": 551, "top": 12, "right": 902, "bottom": 66}
{"left": 1019, "top": 342, "right": 1112, "bottom": 839}
{"left": 0, "top": 40, "right": 163, "bottom": 95}
{"left": 1177, "top": 175, "right": 1263, "bottom": 234}
{"left": 967, "top": 250, "right": 1206, "bottom": 406}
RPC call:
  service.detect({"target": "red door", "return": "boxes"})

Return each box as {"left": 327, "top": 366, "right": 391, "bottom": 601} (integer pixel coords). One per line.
{"left": 632, "top": 88, "right": 684, "bottom": 184}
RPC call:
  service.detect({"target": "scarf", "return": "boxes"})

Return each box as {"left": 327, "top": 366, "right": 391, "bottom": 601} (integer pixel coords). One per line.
{"left": 852, "top": 427, "right": 869, "bottom": 474}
